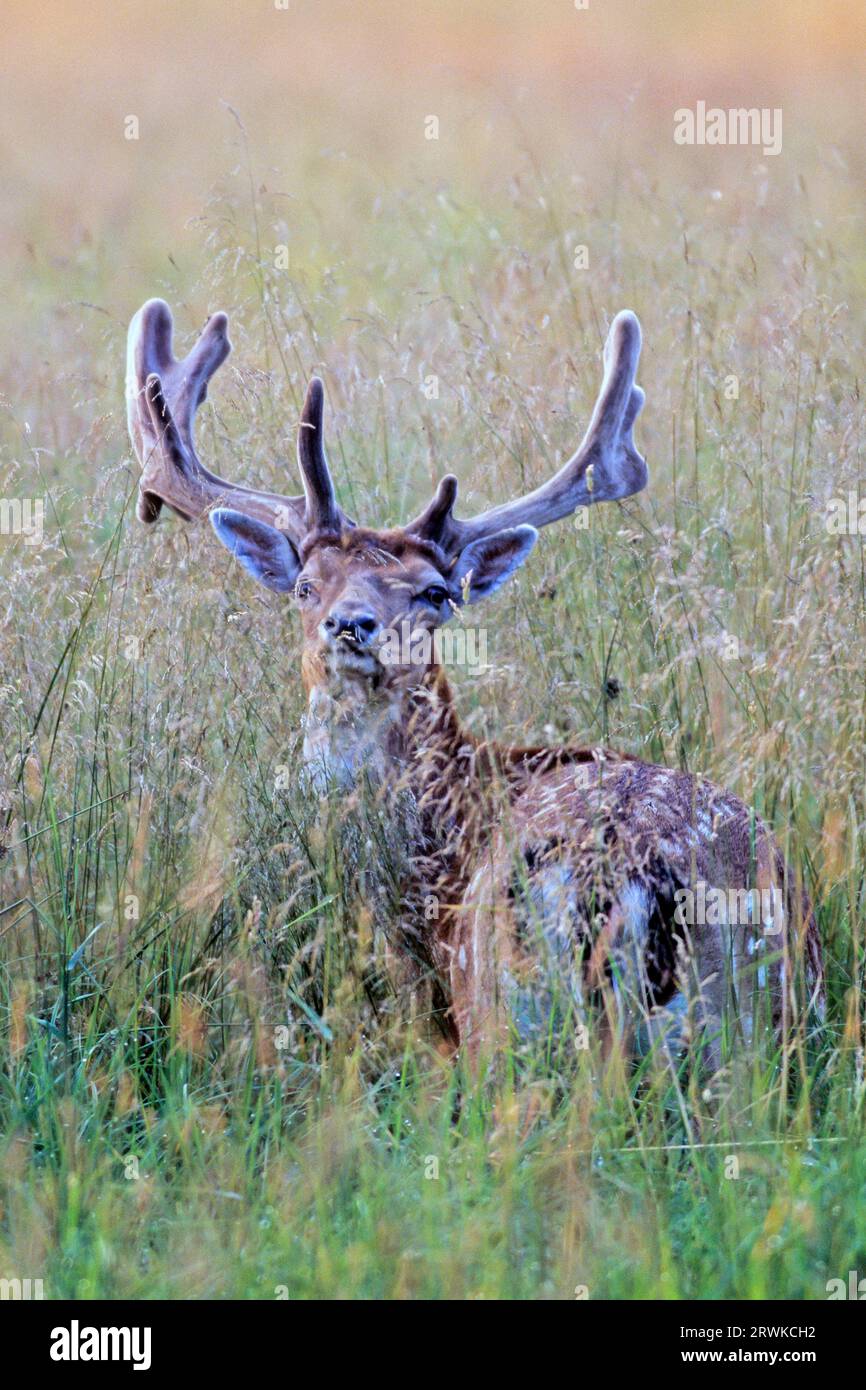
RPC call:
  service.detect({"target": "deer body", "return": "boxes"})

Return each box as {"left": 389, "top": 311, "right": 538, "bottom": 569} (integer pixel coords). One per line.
{"left": 298, "top": 650, "right": 821, "bottom": 1068}
{"left": 125, "top": 299, "right": 824, "bottom": 1071}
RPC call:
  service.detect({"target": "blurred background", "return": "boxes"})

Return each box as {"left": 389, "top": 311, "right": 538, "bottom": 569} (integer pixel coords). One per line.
{"left": 2, "top": 0, "right": 864, "bottom": 347}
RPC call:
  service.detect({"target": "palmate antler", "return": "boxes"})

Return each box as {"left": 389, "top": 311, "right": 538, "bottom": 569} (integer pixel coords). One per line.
{"left": 125, "top": 298, "right": 348, "bottom": 544}
{"left": 126, "top": 299, "right": 646, "bottom": 554}
{"left": 406, "top": 311, "right": 647, "bottom": 554}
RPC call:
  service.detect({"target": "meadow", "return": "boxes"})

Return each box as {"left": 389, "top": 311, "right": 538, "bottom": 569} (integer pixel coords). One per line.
{"left": 1, "top": 0, "right": 865, "bottom": 1299}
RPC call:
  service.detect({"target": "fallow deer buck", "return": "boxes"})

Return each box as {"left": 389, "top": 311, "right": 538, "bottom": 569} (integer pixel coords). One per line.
{"left": 126, "top": 298, "right": 824, "bottom": 1075}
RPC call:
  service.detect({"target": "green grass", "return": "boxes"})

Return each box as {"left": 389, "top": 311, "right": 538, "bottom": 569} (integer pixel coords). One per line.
{"left": 2, "top": 0, "right": 866, "bottom": 1300}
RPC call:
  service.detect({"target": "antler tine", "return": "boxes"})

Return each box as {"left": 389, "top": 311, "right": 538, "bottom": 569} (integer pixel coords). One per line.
{"left": 297, "top": 376, "right": 343, "bottom": 533}
{"left": 126, "top": 298, "right": 312, "bottom": 543}
{"left": 407, "top": 310, "right": 648, "bottom": 554}
{"left": 408, "top": 474, "right": 459, "bottom": 541}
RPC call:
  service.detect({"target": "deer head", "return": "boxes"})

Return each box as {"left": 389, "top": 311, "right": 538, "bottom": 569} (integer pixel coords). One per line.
{"left": 126, "top": 298, "right": 647, "bottom": 783}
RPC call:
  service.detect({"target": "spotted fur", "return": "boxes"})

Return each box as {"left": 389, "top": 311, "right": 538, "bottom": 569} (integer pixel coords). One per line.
{"left": 125, "top": 298, "right": 825, "bottom": 1075}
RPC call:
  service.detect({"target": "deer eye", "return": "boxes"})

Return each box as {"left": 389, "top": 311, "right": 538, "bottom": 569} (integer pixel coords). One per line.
{"left": 294, "top": 578, "right": 316, "bottom": 602}
{"left": 417, "top": 584, "right": 449, "bottom": 608}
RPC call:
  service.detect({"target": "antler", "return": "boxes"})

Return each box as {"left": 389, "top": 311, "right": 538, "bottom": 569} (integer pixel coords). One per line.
{"left": 407, "top": 310, "right": 647, "bottom": 554}
{"left": 125, "top": 298, "right": 348, "bottom": 545}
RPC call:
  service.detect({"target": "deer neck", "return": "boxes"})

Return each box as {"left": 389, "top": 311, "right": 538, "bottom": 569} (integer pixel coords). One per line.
{"left": 301, "top": 665, "right": 406, "bottom": 792}
{"left": 300, "top": 659, "right": 488, "bottom": 834}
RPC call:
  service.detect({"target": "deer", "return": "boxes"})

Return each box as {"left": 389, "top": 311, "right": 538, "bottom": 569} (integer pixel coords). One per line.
{"left": 125, "top": 297, "right": 824, "bottom": 1077}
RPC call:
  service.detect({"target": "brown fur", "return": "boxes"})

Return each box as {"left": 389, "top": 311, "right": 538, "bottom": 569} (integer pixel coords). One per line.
{"left": 370, "top": 660, "right": 825, "bottom": 1066}
{"left": 126, "top": 299, "right": 825, "bottom": 1075}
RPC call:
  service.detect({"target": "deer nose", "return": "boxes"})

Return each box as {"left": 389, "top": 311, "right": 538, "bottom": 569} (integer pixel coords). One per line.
{"left": 323, "top": 609, "right": 380, "bottom": 646}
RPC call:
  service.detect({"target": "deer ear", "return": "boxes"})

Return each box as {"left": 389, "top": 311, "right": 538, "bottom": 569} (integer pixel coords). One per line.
{"left": 451, "top": 525, "right": 538, "bottom": 604}
{"left": 210, "top": 508, "right": 301, "bottom": 592}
